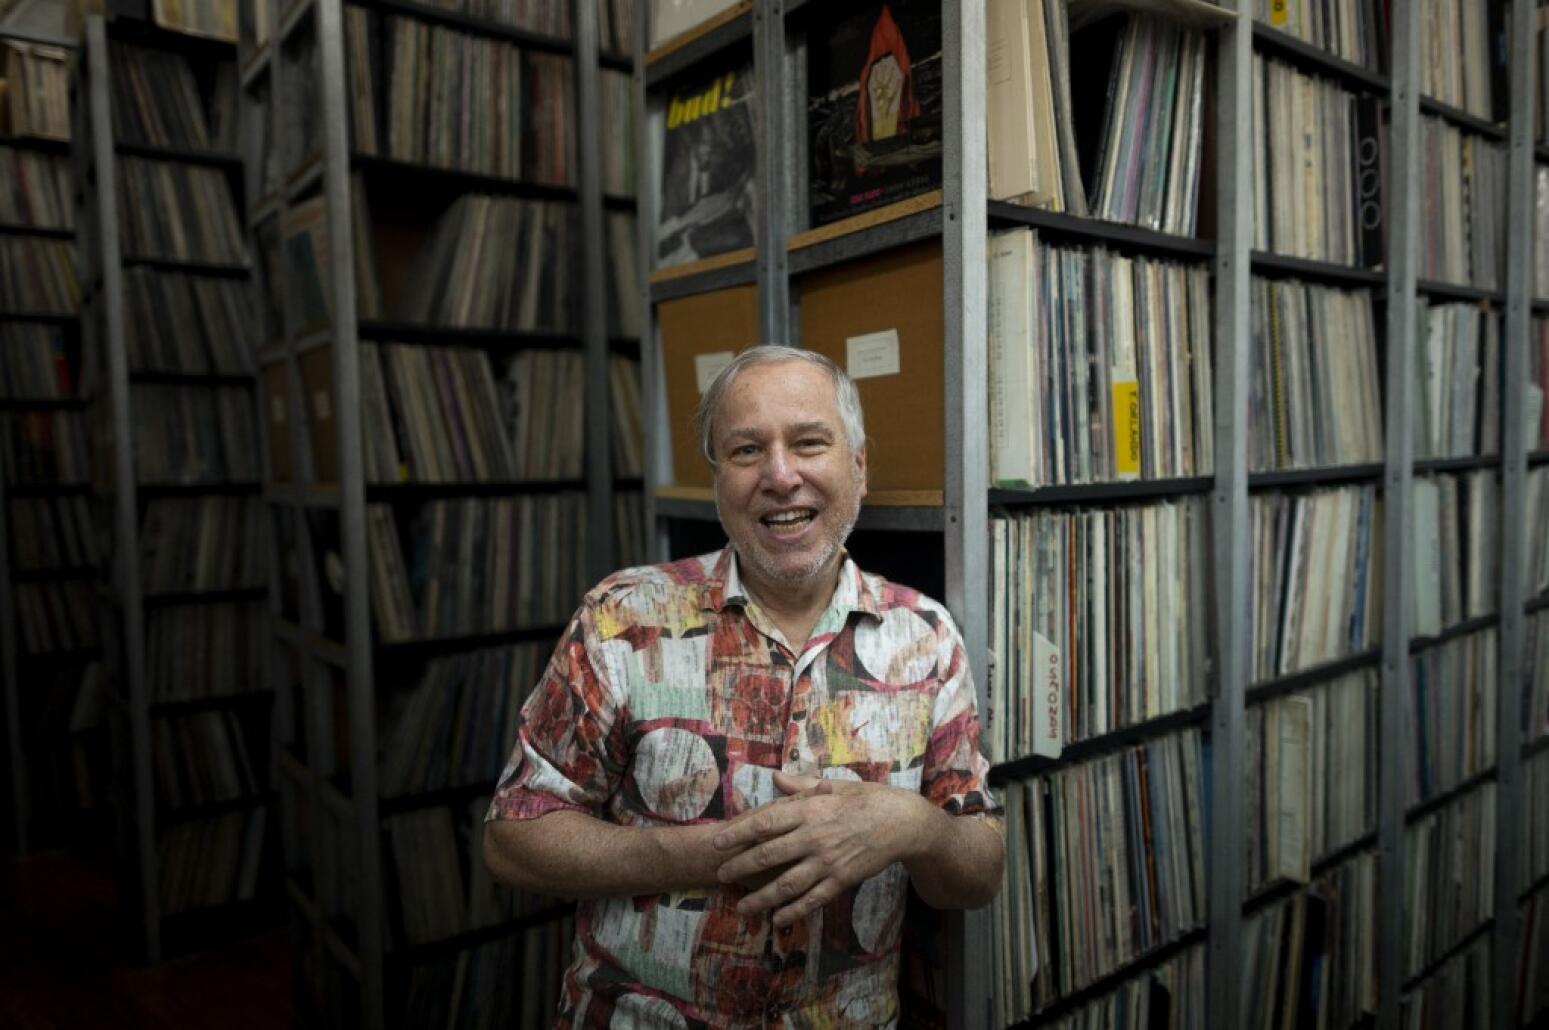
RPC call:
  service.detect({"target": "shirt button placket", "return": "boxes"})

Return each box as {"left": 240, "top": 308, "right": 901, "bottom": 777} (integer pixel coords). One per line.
{"left": 783, "top": 660, "right": 806, "bottom": 771}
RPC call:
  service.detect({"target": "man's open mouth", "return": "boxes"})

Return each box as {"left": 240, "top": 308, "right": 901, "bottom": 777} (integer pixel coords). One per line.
{"left": 761, "top": 509, "right": 815, "bottom": 529}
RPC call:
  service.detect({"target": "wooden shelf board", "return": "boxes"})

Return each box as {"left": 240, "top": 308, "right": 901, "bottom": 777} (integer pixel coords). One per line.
{"left": 648, "top": 246, "right": 758, "bottom": 286}
{"left": 644, "top": 1, "right": 752, "bottom": 67}
{"left": 786, "top": 191, "right": 943, "bottom": 253}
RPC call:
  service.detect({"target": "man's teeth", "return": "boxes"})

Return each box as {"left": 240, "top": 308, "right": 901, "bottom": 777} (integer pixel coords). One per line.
{"left": 764, "top": 510, "right": 813, "bottom": 525}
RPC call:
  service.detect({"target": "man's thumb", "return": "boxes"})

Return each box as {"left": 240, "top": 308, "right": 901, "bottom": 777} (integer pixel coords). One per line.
{"left": 773, "top": 770, "right": 825, "bottom": 796}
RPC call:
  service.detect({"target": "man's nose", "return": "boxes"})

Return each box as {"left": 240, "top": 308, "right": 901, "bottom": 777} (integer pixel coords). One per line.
{"left": 760, "top": 447, "right": 802, "bottom": 492}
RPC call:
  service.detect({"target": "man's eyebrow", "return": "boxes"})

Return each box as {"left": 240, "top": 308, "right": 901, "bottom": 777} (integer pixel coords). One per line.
{"left": 789, "top": 422, "right": 835, "bottom": 437}
{"left": 721, "top": 426, "right": 763, "bottom": 442}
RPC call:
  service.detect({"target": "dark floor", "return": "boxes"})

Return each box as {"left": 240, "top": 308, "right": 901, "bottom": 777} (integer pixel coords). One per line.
{"left": 0, "top": 850, "right": 292, "bottom": 1029}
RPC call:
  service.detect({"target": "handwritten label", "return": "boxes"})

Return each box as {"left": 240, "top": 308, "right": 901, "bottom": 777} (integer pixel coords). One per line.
{"left": 846, "top": 329, "right": 901, "bottom": 380}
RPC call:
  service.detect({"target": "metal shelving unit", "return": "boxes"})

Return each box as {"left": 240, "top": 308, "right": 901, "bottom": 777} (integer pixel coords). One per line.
{"left": 0, "top": 33, "right": 89, "bottom": 856}
{"left": 631, "top": 2, "right": 1547, "bottom": 1029}
{"left": 243, "top": 0, "right": 639, "bottom": 1023}
{"left": 73, "top": 11, "right": 273, "bottom": 960}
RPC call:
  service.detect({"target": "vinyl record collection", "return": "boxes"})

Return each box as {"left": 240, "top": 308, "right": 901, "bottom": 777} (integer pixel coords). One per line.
{"left": 122, "top": 269, "right": 258, "bottom": 374}
{"left": 0, "top": 146, "right": 73, "bottom": 227}
{"left": 2, "top": 39, "right": 71, "bottom": 138}
{"left": 604, "top": 212, "right": 640, "bottom": 338}
{"left": 1249, "top": 278, "right": 1383, "bottom": 471}
{"left": 991, "top": 729, "right": 1207, "bottom": 1018}
{"left": 1529, "top": 611, "right": 1549, "bottom": 741}
{"left": 608, "top": 356, "right": 642, "bottom": 478}
{"left": 1407, "top": 628, "right": 1496, "bottom": 805}
{"left": 1401, "top": 939, "right": 1492, "bottom": 1030}
{"left": 1405, "top": 784, "right": 1495, "bottom": 976}
{"left": 347, "top": 10, "right": 575, "bottom": 185}
{"left": 386, "top": 799, "right": 560, "bottom": 950}
{"left": 1040, "top": 946, "right": 1204, "bottom": 1030}
{"left": 0, "top": 411, "right": 91, "bottom": 482}
{"left": 988, "top": 498, "right": 1211, "bottom": 762}
{"left": 1253, "top": 0, "right": 1386, "bottom": 70}
{"left": 150, "top": 710, "right": 263, "bottom": 808}
{"left": 1532, "top": 320, "right": 1549, "bottom": 449}
{"left": 1072, "top": 14, "right": 1207, "bottom": 236}
{"left": 360, "top": 342, "right": 518, "bottom": 483}
{"left": 116, "top": 156, "right": 247, "bottom": 264}
{"left": 411, "top": 0, "right": 575, "bottom": 39}
{"left": 1537, "top": 167, "right": 1549, "bottom": 299}
{"left": 145, "top": 603, "right": 268, "bottom": 700}
{"left": 1247, "top": 671, "right": 1376, "bottom": 890}
{"left": 1526, "top": 749, "right": 1549, "bottom": 885}
{"left": 1241, "top": 852, "right": 1378, "bottom": 1030}
{"left": 14, "top": 581, "right": 97, "bottom": 654}
{"left": 1414, "top": 303, "right": 1500, "bottom": 459}
{"left": 1520, "top": 890, "right": 1549, "bottom": 1025}
{"left": 599, "top": 68, "right": 633, "bottom": 196}
{"left": 388, "top": 194, "right": 577, "bottom": 333}
{"left": 157, "top": 808, "right": 269, "bottom": 916}
{"left": 400, "top": 911, "right": 574, "bottom": 1030}
{"left": 1409, "top": 470, "right": 1497, "bottom": 637}
{"left": 128, "top": 384, "right": 259, "bottom": 484}
{"left": 986, "top": 0, "right": 1084, "bottom": 214}
{"left": 989, "top": 231, "right": 1214, "bottom": 487}
{"left": 1418, "top": 0, "right": 1499, "bottom": 121}
{"left": 0, "top": 237, "right": 79, "bottom": 312}
{"left": 1526, "top": 467, "right": 1549, "bottom": 601}
{"left": 0, "top": 323, "right": 75, "bottom": 398}
{"left": 378, "top": 644, "right": 547, "bottom": 798}
{"left": 1253, "top": 56, "right": 1383, "bottom": 267}
{"left": 1420, "top": 117, "right": 1505, "bottom": 289}
{"left": 139, "top": 497, "right": 264, "bottom": 593}
{"left": 1249, "top": 486, "right": 1383, "bottom": 682}
{"left": 365, "top": 494, "right": 588, "bottom": 643}
{"left": 501, "top": 349, "right": 585, "bottom": 480}
{"left": 7, "top": 495, "right": 99, "bottom": 571}
{"left": 108, "top": 40, "right": 236, "bottom": 151}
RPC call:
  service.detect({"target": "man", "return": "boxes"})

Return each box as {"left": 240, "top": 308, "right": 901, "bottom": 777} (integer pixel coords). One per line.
{"left": 485, "top": 345, "right": 1003, "bottom": 1027}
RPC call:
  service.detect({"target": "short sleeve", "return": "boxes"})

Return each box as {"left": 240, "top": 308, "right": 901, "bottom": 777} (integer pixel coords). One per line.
{"left": 921, "top": 619, "right": 1001, "bottom": 818}
{"left": 486, "top": 607, "right": 627, "bottom": 823}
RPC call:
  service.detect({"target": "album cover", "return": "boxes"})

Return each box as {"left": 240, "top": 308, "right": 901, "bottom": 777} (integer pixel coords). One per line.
{"left": 655, "top": 53, "right": 757, "bottom": 268}
{"left": 807, "top": 1, "right": 943, "bottom": 228}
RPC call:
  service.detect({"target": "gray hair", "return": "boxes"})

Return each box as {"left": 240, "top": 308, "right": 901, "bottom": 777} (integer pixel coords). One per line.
{"left": 694, "top": 344, "right": 866, "bottom": 465}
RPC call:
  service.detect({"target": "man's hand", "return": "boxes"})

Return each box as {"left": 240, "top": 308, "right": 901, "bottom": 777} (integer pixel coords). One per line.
{"left": 712, "top": 771, "right": 940, "bottom": 928}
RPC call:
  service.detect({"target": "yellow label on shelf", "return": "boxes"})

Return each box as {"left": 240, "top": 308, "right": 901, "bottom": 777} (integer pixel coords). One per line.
{"left": 1112, "top": 380, "right": 1141, "bottom": 476}
{"left": 1270, "top": 0, "right": 1288, "bottom": 25}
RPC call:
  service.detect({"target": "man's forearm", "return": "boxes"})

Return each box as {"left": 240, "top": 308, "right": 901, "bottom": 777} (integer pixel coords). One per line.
{"left": 903, "top": 809, "right": 1004, "bottom": 910}
{"left": 485, "top": 810, "right": 728, "bottom": 898}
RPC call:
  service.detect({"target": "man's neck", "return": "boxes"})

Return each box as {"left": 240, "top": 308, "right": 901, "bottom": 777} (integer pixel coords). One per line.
{"left": 737, "top": 558, "right": 843, "bottom": 652}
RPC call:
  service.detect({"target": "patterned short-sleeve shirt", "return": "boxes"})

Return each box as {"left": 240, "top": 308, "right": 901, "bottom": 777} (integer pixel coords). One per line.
{"left": 488, "top": 547, "right": 998, "bottom": 1028}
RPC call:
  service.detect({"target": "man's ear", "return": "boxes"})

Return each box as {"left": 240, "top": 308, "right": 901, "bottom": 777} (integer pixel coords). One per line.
{"left": 854, "top": 444, "right": 868, "bottom": 499}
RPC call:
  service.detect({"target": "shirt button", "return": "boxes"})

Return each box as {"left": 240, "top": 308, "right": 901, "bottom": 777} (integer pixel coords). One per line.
{"left": 788, "top": 748, "right": 799, "bottom": 761}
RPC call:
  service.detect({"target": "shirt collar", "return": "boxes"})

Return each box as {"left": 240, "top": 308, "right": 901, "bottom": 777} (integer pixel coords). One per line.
{"left": 704, "top": 546, "right": 882, "bottom": 622}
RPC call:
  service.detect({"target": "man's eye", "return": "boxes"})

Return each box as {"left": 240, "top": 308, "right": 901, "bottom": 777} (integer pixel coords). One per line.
{"left": 797, "top": 439, "right": 827, "bottom": 451}
{"left": 731, "top": 444, "right": 759, "bottom": 459}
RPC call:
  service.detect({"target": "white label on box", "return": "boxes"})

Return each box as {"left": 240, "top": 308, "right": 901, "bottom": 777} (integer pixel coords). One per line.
{"left": 694, "top": 351, "right": 735, "bottom": 395}
{"left": 313, "top": 389, "right": 332, "bottom": 421}
{"left": 271, "top": 395, "right": 286, "bottom": 423}
{"left": 846, "top": 329, "right": 901, "bottom": 380}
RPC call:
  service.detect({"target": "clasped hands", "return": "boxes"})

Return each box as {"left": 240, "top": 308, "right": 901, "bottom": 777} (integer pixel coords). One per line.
{"left": 711, "top": 770, "right": 932, "bottom": 928}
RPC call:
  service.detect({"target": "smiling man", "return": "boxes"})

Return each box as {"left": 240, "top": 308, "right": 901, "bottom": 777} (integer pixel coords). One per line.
{"left": 484, "top": 344, "right": 1003, "bottom": 1028}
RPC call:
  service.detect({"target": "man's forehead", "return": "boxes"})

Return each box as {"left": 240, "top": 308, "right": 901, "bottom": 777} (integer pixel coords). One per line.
{"left": 722, "top": 362, "right": 839, "bottom": 410}
{"left": 720, "top": 418, "right": 837, "bottom": 440}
